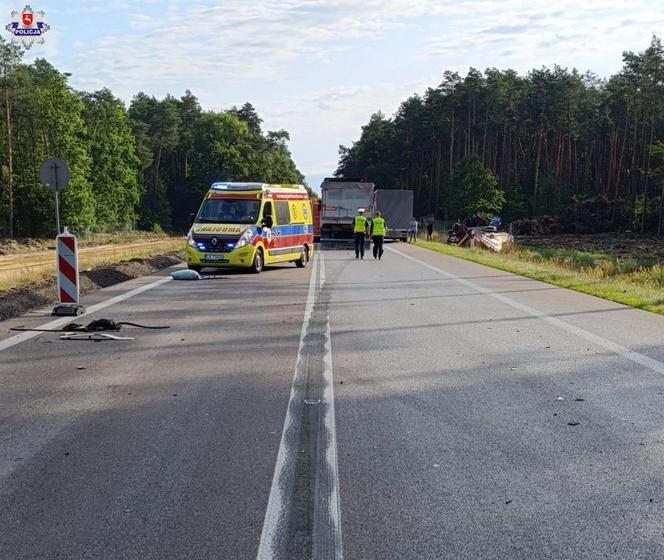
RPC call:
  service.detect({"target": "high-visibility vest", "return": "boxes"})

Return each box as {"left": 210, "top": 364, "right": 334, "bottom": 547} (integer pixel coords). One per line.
{"left": 354, "top": 215, "right": 367, "bottom": 233}
{"left": 372, "top": 217, "right": 386, "bottom": 236}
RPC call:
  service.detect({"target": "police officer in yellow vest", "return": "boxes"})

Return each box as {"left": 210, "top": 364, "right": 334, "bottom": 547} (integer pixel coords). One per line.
{"left": 371, "top": 211, "right": 386, "bottom": 260}
{"left": 354, "top": 208, "right": 368, "bottom": 259}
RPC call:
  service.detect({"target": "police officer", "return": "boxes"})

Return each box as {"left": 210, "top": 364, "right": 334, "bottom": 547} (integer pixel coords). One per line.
{"left": 354, "top": 208, "right": 368, "bottom": 259}
{"left": 371, "top": 211, "right": 386, "bottom": 260}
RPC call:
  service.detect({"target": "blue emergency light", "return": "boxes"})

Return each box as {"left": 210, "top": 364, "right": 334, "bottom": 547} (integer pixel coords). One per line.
{"left": 210, "top": 182, "right": 267, "bottom": 191}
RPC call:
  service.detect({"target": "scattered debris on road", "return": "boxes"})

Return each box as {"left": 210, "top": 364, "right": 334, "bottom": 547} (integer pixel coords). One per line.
{"left": 60, "top": 333, "right": 134, "bottom": 342}
{"left": 171, "top": 269, "right": 201, "bottom": 281}
{"left": 10, "top": 317, "right": 169, "bottom": 342}
{"left": 11, "top": 318, "right": 170, "bottom": 333}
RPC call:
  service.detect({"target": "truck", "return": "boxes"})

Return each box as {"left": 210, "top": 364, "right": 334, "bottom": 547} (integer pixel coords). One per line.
{"left": 319, "top": 177, "right": 375, "bottom": 241}
{"left": 312, "top": 198, "right": 321, "bottom": 241}
{"left": 371, "top": 189, "right": 414, "bottom": 241}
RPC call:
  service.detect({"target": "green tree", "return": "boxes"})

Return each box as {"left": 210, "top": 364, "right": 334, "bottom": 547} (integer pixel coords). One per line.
{"left": 11, "top": 59, "right": 94, "bottom": 236}
{"left": 129, "top": 93, "right": 180, "bottom": 229}
{"left": 82, "top": 88, "right": 141, "bottom": 230}
{"left": 447, "top": 156, "right": 504, "bottom": 220}
{"left": 0, "top": 37, "right": 22, "bottom": 236}
{"left": 230, "top": 102, "right": 262, "bottom": 135}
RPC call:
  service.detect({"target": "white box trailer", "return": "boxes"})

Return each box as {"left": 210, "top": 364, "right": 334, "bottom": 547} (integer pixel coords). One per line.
{"left": 372, "top": 189, "right": 414, "bottom": 241}
{"left": 320, "top": 177, "right": 375, "bottom": 241}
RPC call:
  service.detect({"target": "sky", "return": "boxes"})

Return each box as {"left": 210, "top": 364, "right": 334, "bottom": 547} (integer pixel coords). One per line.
{"left": 3, "top": 0, "right": 664, "bottom": 191}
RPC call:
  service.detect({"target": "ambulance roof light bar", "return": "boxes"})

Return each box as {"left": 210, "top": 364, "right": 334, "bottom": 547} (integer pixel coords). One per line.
{"left": 211, "top": 182, "right": 267, "bottom": 191}
{"left": 210, "top": 182, "right": 307, "bottom": 193}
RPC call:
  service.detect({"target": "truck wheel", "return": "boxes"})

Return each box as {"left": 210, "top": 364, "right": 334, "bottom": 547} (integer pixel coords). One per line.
{"left": 251, "top": 248, "right": 264, "bottom": 273}
{"left": 188, "top": 265, "right": 202, "bottom": 273}
{"left": 295, "top": 246, "right": 309, "bottom": 268}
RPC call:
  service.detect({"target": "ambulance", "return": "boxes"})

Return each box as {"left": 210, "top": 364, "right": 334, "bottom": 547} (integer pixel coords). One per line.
{"left": 185, "top": 182, "right": 314, "bottom": 273}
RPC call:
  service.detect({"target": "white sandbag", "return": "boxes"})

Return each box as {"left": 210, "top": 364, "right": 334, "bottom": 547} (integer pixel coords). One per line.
{"left": 171, "top": 269, "right": 201, "bottom": 281}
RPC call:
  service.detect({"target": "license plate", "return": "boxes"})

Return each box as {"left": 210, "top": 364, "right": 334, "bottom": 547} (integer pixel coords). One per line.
{"left": 204, "top": 254, "right": 224, "bottom": 261}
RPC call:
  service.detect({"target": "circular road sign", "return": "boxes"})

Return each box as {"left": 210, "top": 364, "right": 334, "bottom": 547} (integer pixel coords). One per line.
{"left": 39, "top": 158, "right": 71, "bottom": 192}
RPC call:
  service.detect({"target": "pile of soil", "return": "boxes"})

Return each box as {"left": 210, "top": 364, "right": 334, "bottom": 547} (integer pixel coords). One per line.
{"left": 0, "top": 252, "right": 183, "bottom": 322}
{"left": 0, "top": 238, "right": 49, "bottom": 255}
{"left": 511, "top": 197, "right": 631, "bottom": 236}
{"left": 516, "top": 234, "right": 664, "bottom": 262}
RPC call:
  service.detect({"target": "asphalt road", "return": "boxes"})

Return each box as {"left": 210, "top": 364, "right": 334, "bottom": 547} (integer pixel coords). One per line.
{"left": 2, "top": 243, "right": 664, "bottom": 559}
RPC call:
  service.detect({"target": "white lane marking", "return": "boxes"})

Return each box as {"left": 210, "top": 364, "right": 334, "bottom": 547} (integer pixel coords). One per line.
{"left": 316, "top": 253, "right": 343, "bottom": 559}
{"left": 256, "top": 252, "right": 343, "bottom": 559}
{"left": 257, "top": 253, "right": 319, "bottom": 559}
{"left": 389, "top": 247, "right": 664, "bottom": 376}
{"left": 0, "top": 276, "right": 172, "bottom": 353}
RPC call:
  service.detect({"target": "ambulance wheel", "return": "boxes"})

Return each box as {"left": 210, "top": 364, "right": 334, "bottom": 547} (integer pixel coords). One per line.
{"left": 251, "top": 249, "right": 264, "bottom": 273}
{"left": 188, "top": 265, "right": 202, "bottom": 273}
{"left": 295, "top": 246, "right": 309, "bottom": 268}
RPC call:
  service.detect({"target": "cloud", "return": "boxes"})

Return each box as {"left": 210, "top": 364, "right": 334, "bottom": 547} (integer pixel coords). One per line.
{"left": 52, "top": 0, "right": 664, "bottom": 184}
{"left": 423, "top": 0, "right": 664, "bottom": 73}
{"left": 65, "top": 0, "right": 457, "bottom": 95}
{"left": 259, "top": 77, "right": 436, "bottom": 177}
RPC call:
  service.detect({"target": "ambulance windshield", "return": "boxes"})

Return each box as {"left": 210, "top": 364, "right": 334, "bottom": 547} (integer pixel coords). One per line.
{"left": 197, "top": 198, "right": 261, "bottom": 224}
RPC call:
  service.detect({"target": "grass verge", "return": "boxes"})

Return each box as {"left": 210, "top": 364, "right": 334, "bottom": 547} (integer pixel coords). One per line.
{"left": 0, "top": 237, "right": 183, "bottom": 291}
{"left": 415, "top": 239, "right": 664, "bottom": 315}
{"left": 0, "top": 231, "right": 179, "bottom": 255}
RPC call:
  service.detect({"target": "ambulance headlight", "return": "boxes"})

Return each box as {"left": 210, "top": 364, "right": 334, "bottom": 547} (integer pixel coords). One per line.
{"left": 235, "top": 229, "right": 254, "bottom": 249}
{"left": 187, "top": 230, "right": 196, "bottom": 248}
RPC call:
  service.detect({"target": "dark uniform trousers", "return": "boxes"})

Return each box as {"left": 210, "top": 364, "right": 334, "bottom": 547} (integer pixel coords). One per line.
{"left": 372, "top": 236, "right": 384, "bottom": 259}
{"left": 355, "top": 232, "right": 365, "bottom": 258}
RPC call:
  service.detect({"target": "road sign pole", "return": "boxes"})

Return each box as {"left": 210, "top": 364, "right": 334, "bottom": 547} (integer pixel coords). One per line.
{"left": 54, "top": 189, "right": 60, "bottom": 235}
{"left": 53, "top": 160, "right": 61, "bottom": 235}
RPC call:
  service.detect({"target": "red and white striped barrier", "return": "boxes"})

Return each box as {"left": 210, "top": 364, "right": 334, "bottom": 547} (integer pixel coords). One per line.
{"left": 53, "top": 227, "right": 84, "bottom": 316}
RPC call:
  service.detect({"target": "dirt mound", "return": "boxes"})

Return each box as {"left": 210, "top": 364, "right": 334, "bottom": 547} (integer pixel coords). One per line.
{"left": 0, "top": 252, "right": 182, "bottom": 322}
{"left": 511, "top": 197, "right": 631, "bottom": 235}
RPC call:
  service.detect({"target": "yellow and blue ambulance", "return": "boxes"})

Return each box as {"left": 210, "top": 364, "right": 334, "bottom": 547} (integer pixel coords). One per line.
{"left": 185, "top": 182, "right": 314, "bottom": 273}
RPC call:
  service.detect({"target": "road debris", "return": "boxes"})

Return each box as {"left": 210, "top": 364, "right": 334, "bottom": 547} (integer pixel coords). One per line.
{"left": 11, "top": 318, "right": 169, "bottom": 333}
{"left": 171, "top": 269, "right": 201, "bottom": 280}
{"left": 60, "top": 333, "right": 134, "bottom": 341}
{"left": 568, "top": 422, "right": 580, "bottom": 426}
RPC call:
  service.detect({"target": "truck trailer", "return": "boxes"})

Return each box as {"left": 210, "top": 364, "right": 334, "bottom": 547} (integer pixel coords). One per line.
{"left": 320, "top": 177, "right": 375, "bottom": 241}
{"left": 372, "top": 189, "right": 414, "bottom": 241}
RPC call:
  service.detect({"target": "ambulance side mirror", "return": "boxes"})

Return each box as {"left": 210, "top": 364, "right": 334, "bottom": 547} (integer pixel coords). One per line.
{"left": 262, "top": 215, "right": 273, "bottom": 228}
